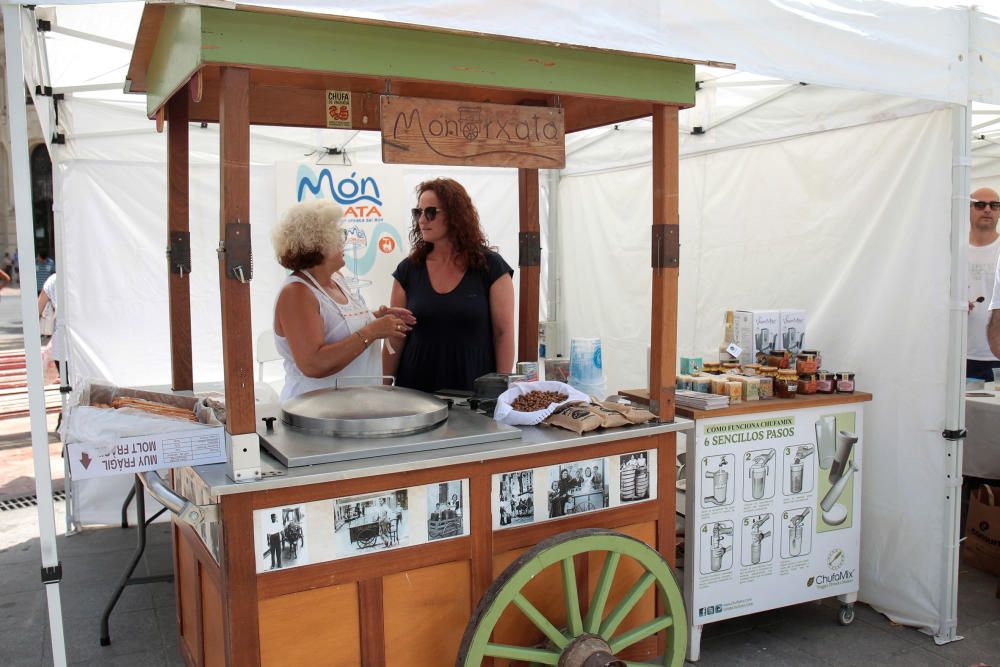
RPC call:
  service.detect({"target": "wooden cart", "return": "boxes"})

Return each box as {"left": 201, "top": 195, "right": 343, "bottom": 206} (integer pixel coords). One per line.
{"left": 125, "top": 4, "right": 700, "bottom": 665}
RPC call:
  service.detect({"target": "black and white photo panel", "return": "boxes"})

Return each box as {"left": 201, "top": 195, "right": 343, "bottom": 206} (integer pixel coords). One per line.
{"left": 254, "top": 504, "right": 309, "bottom": 573}
{"left": 619, "top": 452, "right": 651, "bottom": 503}
{"left": 333, "top": 490, "right": 410, "bottom": 558}
{"left": 547, "top": 458, "right": 609, "bottom": 519}
{"left": 426, "top": 480, "right": 464, "bottom": 541}
{"left": 494, "top": 469, "right": 535, "bottom": 529}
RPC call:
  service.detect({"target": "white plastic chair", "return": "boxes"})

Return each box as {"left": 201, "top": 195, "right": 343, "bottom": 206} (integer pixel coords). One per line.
{"left": 257, "top": 329, "right": 282, "bottom": 383}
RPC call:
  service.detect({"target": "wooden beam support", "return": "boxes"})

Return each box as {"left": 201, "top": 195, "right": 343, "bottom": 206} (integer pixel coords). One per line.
{"left": 218, "top": 67, "right": 256, "bottom": 435}
{"left": 517, "top": 168, "right": 541, "bottom": 363}
{"left": 359, "top": 578, "right": 387, "bottom": 667}
{"left": 219, "top": 493, "right": 261, "bottom": 666}
{"left": 649, "top": 105, "right": 679, "bottom": 421}
{"left": 167, "top": 92, "right": 193, "bottom": 391}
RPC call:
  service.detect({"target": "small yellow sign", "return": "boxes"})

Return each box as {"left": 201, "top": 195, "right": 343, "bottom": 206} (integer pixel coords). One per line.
{"left": 326, "top": 90, "right": 352, "bottom": 129}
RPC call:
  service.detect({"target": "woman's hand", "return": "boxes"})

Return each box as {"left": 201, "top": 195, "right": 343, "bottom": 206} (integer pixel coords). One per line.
{"left": 374, "top": 305, "right": 416, "bottom": 326}
{"left": 365, "top": 314, "right": 410, "bottom": 341}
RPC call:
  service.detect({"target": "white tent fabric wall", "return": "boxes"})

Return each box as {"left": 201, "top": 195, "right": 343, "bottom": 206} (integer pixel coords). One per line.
{"left": 557, "top": 108, "right": 953, "bottom": 634}
{"left": 56, "top": 123, "right": 522, "bottom": 387}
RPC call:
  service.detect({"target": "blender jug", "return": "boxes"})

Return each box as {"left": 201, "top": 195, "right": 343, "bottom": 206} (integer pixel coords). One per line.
{"left": 830, "top": 431, "right": 858, "bottom": 484}
{"left": 750, "top": 464, "right": 766, "bottom": 499}
{"left": 705, "top": 462, "right": 729, "bottom": 504}
{"left": 815, "top": 415, "right": 836, "bottom": 470}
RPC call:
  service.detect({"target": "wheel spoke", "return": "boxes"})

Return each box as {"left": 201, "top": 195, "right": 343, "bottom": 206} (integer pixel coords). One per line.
{"left": 483, "top": 642, "right": 560, "bottom": 664}
{"left": 608, "top": 613, "right": 674, "bottom": 654}
{"left": 599, "top": 571, "right": 655, "bottom": 639}
{"left": 584, "top": 551, "right": 620, "bottom": 633}
{"left": 561, "top": 556, "right": 583, "bottom": 636}
{"left": 513, "top": 592, "right": 569, "bottom": 649}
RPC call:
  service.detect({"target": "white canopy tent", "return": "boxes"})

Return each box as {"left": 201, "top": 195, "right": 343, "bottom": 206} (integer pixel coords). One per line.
{"left": 8, "top": 1, "right": 1000, "bottom": 664}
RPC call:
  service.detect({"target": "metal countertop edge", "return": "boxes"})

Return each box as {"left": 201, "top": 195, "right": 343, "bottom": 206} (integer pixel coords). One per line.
{"left": 198, "top": 417, "right": 694, "bottom": 496}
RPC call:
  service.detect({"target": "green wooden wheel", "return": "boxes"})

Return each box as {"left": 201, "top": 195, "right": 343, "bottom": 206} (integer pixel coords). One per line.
{"left": 456, "top": 528, "right": 687, "bottom": 667}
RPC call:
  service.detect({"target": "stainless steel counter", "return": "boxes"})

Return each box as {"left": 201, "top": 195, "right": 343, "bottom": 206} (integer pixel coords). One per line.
{"left": 194, "top": 409, "right": 694, "bottom": 496}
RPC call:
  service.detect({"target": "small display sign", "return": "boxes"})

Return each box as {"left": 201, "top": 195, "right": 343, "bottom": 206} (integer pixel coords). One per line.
{"left": 326, "top": 90, "right": 353, "bottom": 128}
{"left": 67, "top": 426, "right": 226, "bottom": 480}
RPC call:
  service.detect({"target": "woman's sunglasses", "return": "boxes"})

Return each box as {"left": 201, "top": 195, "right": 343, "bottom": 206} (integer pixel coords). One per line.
{"left": 411, "top": 206, "right": 443, "bottom": 223}
{"left": 970, "top": 200, "right": 1000, "bottom": 211}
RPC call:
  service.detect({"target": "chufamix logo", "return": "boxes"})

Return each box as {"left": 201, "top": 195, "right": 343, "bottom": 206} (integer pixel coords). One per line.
{"left": 807, "top": 549, "right": 855, "bottom": 589}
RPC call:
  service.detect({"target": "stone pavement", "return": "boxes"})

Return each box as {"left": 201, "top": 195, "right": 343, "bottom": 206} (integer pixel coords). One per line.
{"left": 0, "top": 286, "right": 996, "bottom": 666}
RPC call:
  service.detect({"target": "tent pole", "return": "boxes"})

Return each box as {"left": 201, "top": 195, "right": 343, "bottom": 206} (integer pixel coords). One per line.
{"left": 517, "top": 168, "right": 540, "bottom": 364}
{"left": 546, "top": 168, "right": 561, "bottom": 354}
{"left": 939, "top": 102, "right": 969, "bottom": 646}
{"left": 2, "top": 5, "right": 68, "bottom": 665}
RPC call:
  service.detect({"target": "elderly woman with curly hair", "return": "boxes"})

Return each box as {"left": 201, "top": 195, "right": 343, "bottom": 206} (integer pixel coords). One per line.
{"left": 272, "top": 200, "right": 414, "bottom": 400}
{"left": 384, "top": 178, "right": 515, "bottom": 392}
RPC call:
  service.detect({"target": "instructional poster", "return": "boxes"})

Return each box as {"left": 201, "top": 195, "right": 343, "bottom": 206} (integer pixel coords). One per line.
{"left": 684, "top": 405, "right": 863, "bottom": 626}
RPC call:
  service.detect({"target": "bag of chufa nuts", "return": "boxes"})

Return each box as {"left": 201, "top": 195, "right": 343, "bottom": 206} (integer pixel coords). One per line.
{"left": 543, "top": 402, "right": 603, "bottom": 434}
{"left": 592, "top": 400, "right": 657, "bottom": 426}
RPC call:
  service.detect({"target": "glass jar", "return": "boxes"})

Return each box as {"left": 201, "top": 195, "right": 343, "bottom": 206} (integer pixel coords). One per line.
{"left": 815, "top": 370, "right": 835, "bottom": 394}
{"left": 836, "top": 372, "right": 856, "bottom": 393}
{"left": 796, "top": 353, "right": 819, "bottom": 375}
{"left": 767, "top": 351, "right": 791, "bottom": 369}
{"left": 797, "top": 374, "right": 818, "bottom": 395}
{"left": 775, "top": 369, "right": 799, "bottom": 399}
{"left": 759, "top": 365, "right": 779, "bottom": 379}
{"left": 722, "top": 361, "right": 742, "bottom": 373}
{"left": 743, "top": 363, "right": 762, "bottom": 376}
{"left": 801, "top": 349, "right": 822, "bottom": 367}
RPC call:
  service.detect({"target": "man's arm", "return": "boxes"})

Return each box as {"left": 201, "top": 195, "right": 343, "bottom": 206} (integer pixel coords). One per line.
{"left": 989, "top": 310, "right": 1000, "bottom": 359}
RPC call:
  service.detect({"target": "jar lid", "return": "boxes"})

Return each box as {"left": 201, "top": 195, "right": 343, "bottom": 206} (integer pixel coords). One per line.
{"left": 799, "top": 374, "right": 817, "bottom": 380}
{"left": 797, "top": 352, "right": 815, "bottom": 359}
{"left": 759, "top": 365, "right": 778, "bottom": 372}
{"left": 839, "top": 372, "right": 855, "bottom": 379}
{"left": 777, "top": 369, "right": 798, "bottom": 377}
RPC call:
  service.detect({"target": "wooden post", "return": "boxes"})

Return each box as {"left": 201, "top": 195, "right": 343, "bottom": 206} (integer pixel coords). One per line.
{"left": 219, "top": 494, "right": 261, "bottom": 666}
{"left": 649, "top": 106, "right": 679, "bottom": 421}
{"left": 167, "top": 92, "right": 193, "bottom": 391}
{"left": 218, "top": 67, "right": 256, "bottom": 435}
{"left": 517, "top": 168, "right": 540, "bottom": 363}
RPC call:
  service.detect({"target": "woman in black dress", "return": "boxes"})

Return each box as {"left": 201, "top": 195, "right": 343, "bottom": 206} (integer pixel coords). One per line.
{"left": 384, "top": 178, "right": 515, "bottom": 392}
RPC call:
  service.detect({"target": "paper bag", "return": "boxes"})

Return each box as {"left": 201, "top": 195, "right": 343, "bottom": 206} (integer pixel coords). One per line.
{"left": 963, "top": 484, "right": 1000, "bottom": 577}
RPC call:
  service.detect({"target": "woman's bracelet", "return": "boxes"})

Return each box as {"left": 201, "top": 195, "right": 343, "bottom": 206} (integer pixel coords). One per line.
{"left": 354, "top": 331, "right": 371, "bottom": 348}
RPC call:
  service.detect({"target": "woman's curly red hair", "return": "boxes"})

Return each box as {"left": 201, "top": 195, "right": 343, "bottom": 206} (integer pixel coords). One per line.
{"left": 409, "top": 178, "right": 487, "bottom": 270}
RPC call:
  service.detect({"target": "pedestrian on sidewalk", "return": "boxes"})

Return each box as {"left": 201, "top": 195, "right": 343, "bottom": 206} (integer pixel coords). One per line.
{"left": 37, "top": 273, "right": 66, "bottom": 379}
{"left": 35, "top": 250, "right": 54, "bottom": 295}
{"left": 0, "top": 267, "right": 10, "bottom": 302}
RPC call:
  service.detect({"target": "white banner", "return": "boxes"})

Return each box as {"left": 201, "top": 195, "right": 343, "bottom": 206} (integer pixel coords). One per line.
{"left": 684, "top": 404, "right": 864, "bottom": 629}
{"left": 275, "top": 162, "right": 410, "bottom": 308}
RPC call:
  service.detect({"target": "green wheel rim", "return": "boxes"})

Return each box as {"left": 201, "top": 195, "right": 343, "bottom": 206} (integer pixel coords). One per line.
{"left": 456, "top": 528, "right": 687, "bottom": 666}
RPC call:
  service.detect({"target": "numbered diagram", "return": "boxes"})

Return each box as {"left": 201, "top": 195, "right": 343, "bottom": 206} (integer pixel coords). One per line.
{"left": 780, "top": 507, "right": 813, "bottom": 559}
{"left": 782, "top": 444, "right": 815, "bottom": 496}
{"left": 701, "top": 454, "right": 735, "bottom": 509}
{"left": 699, "top": 520, "right": 735, "bottom": 574}
{"left": 743, "top": 448, "right": 776, "bottom": 502}
{"left": 741, "top": 513, "right": 773, "bottom": 566}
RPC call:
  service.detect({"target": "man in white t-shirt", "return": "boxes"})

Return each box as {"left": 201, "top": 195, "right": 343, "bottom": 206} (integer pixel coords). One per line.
{"left": 968, "top": 188, "right": 1000, "bottom": 379}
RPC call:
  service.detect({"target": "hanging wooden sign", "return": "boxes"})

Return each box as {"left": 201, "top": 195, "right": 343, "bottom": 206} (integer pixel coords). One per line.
{"left": 380, "top": 96, "right": 565, "bottom": 169}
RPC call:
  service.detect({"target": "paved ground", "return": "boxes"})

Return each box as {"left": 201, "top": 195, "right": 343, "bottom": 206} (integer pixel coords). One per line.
{"left": 0, "top": 288, "right": 997, "bottom": 666}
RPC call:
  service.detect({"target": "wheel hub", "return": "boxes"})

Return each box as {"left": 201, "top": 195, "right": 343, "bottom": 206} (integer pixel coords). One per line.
{"left": 558, "top": 634, "right": 624, "bottom": 667}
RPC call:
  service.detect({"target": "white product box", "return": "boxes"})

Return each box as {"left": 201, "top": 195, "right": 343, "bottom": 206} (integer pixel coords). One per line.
{"left": 733, "top": 310, "right": 780, "bottom": 365}
{"left": 779, "top": 310, "right": 808, "bottom": 356}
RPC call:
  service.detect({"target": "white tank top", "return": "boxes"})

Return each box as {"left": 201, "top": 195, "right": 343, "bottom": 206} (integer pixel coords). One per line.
{"left": 275, "top": 271, "right": 380, "bottom": 401}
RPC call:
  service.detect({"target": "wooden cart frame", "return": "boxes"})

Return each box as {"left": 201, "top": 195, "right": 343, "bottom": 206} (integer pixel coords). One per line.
{"left": 127, "top": 4, "right": 698, "bottom": 665}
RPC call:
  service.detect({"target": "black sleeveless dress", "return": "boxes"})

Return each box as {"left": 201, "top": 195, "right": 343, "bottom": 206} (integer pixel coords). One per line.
{"left": 392, "top": 249, "right": 513, "bottom": 393}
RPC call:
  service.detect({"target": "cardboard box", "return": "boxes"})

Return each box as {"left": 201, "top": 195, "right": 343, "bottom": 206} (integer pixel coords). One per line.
{"left": 733, "top": 310, "right": 780, "bottom": 365}
{"left": 780, "top": 310, "right": 808, "bottom": 356}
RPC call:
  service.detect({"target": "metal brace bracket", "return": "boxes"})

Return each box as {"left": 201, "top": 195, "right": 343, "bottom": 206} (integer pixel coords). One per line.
{"left": 942, "top": 428, "right": 967, "bottom": 441}
{"left": 222, "top": 221, "right": 253, "bottom": 283}
{"left": 167, "top": 231, "right": 191, "bottom": 277}
{"left": 519, "top": 231, "right": 541, "bottom": 267}
{"left": 651, "top": 224, "right": 680, "bottom": 269}
{"left": 40, "top": 562, "right": 62, "bottom": 584}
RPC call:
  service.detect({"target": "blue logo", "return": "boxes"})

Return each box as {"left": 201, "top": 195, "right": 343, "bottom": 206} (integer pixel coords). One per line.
{"left": 344, "top": 222, "right": 403, "bottom": 277}
{"left": 296, "top": 166, "right": 383, "bottom": 206}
